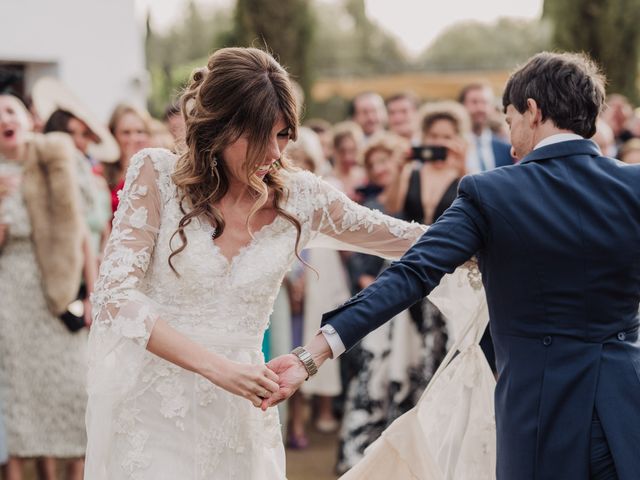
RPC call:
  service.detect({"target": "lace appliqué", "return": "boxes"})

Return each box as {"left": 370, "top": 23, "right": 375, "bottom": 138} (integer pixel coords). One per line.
{"left": 114, "top": 405, "right": 152, "bottom": 479}
{"left": 463, "top": 258, "right": 482, "bottom": 291}
{"left": 153, "top": 368, "right": 190, "bottom": 430}
{"left": 284, "top": 170, "right": 426, "bottom": 255}
{"left": 315, "top": 180, "right": 421, "bottom": 240}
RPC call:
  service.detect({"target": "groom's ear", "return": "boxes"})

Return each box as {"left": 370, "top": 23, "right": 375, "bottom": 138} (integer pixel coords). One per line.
{"left": 526, "top": 98, "right": 542, "bottom": 127}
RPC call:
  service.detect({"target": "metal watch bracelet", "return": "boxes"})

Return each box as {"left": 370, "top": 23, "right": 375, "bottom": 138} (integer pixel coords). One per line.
{"left": 291, "top": 346, "right": 318, "bottom": 380}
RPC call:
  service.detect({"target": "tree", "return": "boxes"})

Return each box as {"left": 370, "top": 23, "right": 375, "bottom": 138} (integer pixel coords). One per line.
{"left": 310, "top": 0, "right": 410, "bottom": 77}
{"left": 418, "top": 18, "right": 551, "bottom": 71}
{"left": 145, "top": 3, "right": 234, "bottom": 116}
{"left": 230, "top": 0, "right": 315, "bottom": 96}
{"left": 544, "top": 0, "right": 640, "bottom": 101}
{"left": 181, "top": 0, "right": 213, "bottom": 61}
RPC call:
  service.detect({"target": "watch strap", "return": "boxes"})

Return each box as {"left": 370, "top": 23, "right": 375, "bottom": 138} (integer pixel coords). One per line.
{"left": 291, "top": 346, "right": 318, "bottom": 379}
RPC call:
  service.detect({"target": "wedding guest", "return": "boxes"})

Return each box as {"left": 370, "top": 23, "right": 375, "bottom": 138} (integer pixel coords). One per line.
{"left": 386, "top": 101, "right": 468, "bottom": 231}
{"left": 459, "top": 82, "right": 513, "bottom": 172}
{"left": 32, "top": 77, "right": 120, "bottom": 164}
{"left": 385, "top": 92, "right": 420, "bottom": 144}
{"left": 305, "top": 118, "right": 334, "bottom": 164}
{"left": 349, "top": 92, "right": 387, "bottom": 140}
{"left": 163, "top": 101, "right": 186, "bottom": 149}
{"left": 488, "top": 110, "right": 511, "bottom": 143}
{"left": 602, "top": 93, "right": 633, "bottom": 144}
{"left": 23, "top": 96, "right": 45, "bottom": 134}
{"left": 592, "top": 118, "right": 616, "bottom": 158}
{"left": 150, "top": 118, "right": 175, "bottom": 151}
{"left": 41, "top": 109, "right": 113, "bottom": 258}
{"left": 619, "top": 138, "right": 640, "bottom": 164}
{"left": 0, "top": 94, "right": 89, "bottom": 480}
{"left": 101, "top": 103, "right": 152, "bottom": 213}
{"left": 0, "top": 186, "right": 9, "bottom": 476}
{"left": 331, "top": 121, "right": 367, "bottom": 200}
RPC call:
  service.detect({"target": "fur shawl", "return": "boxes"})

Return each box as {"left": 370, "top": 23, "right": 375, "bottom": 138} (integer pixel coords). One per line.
{"left": 22, "top": 133, "right": 84, "bottom": 316}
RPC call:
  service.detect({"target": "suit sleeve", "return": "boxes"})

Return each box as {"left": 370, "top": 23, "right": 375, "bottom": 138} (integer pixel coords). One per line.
{"left": 321, "top": 175, "right": 488, "bottom": 352}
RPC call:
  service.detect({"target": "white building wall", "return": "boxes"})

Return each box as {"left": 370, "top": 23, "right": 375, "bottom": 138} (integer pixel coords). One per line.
{"left": 0, "top": 0, "right": 147, "bottom": 121}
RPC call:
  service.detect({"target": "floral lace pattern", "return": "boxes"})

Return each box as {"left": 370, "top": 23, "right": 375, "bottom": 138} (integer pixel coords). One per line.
{"left": 85, "top": 149, "right": 440, "bottom": 480}
{"left": 463, "top": 258, "right": 482, "bottom": 291}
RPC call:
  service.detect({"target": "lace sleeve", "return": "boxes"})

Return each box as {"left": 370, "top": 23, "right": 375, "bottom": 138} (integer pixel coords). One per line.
{"left": 304, "top": 173, "right": 426, "bottom": 260}
{"left": 87, "top": 150, "right": 165, "bottom": 394}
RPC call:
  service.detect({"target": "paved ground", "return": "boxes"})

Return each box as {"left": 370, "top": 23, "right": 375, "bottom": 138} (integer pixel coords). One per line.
{"left": 17, "top": 429, "right": 340, "bottom": 480}
{"left": 286, "top": 429, "right": 339, "bottom": 480}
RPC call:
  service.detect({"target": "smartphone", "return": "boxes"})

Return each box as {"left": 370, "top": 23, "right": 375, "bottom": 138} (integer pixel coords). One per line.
{"left": 410, "top": 145, "right": 447, "bottom": 163}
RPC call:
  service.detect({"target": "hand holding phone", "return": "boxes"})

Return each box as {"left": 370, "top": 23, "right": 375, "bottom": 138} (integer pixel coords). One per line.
{"left": 409, "top": 145, "right": 448, "bottom": 163}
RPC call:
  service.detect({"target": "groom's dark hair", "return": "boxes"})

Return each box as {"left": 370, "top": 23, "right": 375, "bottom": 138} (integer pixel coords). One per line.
{"left": 502, "top": 52, "right": 606, "bottom": 138}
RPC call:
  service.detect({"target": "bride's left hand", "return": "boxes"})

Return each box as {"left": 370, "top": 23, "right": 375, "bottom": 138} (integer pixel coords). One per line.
{"left": 259, "top": 354, "right": 308, "bottom": 411}
{"left": 208, "top": 359, "right": 280, "bottom": 408}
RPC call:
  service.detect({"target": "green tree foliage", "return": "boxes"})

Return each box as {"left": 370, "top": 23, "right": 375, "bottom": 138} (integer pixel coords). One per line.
{"left": 229, "top": 0, "right": 315, "bottom": 96}
{"left": 144, "top": 0, "right": 556, "bottom": 119}
{"left": 312, "top": 0, "right": 410, "bottom": 77}
{"left": 145, "top": 1, "right": 233, "bottom": 116}
{"left": 418, "top": 18, "right": 551, "bottom": 71}
{"left": 543, "top": 0, "right": 640, "bottom": 101}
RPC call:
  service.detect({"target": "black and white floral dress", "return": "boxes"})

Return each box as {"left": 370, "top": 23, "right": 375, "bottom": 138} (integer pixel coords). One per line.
{"left": 336, "top": 173, "right": 456, "bottom": 473}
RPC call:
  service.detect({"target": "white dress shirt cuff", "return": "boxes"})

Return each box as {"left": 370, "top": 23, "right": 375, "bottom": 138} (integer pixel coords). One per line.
{"left": 319, "top": 324, "right": 346, "bottom": 358}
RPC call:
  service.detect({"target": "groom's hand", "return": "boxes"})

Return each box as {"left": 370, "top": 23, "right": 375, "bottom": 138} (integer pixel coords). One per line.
{"left": 260, "top": 354, "right": 308, "bottom": 411}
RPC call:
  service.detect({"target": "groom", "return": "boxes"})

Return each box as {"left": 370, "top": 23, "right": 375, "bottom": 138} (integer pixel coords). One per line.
{"left": 265, "top": 52, "right": 640, "bottom": 479}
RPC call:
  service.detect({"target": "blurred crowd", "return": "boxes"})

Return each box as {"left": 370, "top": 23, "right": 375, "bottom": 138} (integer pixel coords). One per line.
{"left": 0, "top": 71, "right": 639, "bottom": 479}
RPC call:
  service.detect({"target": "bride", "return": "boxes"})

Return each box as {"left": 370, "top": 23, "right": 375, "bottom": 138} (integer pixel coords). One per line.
{"left": 84, "top": 47, "right": 454, "bottom": 479}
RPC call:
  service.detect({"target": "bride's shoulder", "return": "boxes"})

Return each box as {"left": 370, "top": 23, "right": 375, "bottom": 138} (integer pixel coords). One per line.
{"left": 131, "top": 148, "right": 178, "bottom": 175}
{"left": 280, "top": 168, "right": 324, "bottom": 195}
{"left": 125, "top": 149, "right": 178, "bottom": 201}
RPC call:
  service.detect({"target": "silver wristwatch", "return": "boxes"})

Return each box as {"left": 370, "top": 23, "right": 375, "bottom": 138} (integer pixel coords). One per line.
{"left": 291, "top": 346, "right": 318, "bottom": 380}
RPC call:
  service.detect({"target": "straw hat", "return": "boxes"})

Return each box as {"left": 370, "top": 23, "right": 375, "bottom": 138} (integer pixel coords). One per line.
{"left": 32, "top": 77, "right": 120, "bottom": 162}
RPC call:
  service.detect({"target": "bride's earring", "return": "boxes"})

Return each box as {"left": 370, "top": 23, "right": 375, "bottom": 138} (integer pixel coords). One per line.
{"left": 211, "top": 155, "right": 218, "bottom": 174}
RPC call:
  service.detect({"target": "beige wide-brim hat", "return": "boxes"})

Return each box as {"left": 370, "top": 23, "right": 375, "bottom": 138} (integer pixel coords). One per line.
{"left": 32, "top": 77, "right": 120, "bottom": 162}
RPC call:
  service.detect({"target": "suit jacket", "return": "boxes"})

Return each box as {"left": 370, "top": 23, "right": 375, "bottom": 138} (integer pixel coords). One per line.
{"left": 491, "top": 136, "right": 513, "bottom": 168}
{"left": 321, "top": 139, "right": 640, "bottom": 479}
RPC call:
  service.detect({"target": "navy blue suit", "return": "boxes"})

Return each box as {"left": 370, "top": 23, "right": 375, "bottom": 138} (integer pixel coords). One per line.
{"left": 321, "top": 139, "right": 640, "bottom": 479}
{"left": 492, "top": 136, "right": 513, "bottom": 168}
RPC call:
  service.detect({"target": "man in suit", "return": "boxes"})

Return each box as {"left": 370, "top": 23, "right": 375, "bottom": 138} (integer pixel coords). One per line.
{"left": 266, "top": 52, "right": 640, "bottom": 479}
{"left": 460, "top": 81, "right": 514, "bottom": 172}
{"left": 349, "top": 91, "right": 387, "bottom": 141}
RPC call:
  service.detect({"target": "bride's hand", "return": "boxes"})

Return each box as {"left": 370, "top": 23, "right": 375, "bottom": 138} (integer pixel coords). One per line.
{"left": 209, "top": 360, "right": 280, "bottom": 407}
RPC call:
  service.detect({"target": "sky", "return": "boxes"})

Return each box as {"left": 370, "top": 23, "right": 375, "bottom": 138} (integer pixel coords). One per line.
{"left": 135, "top": 0, "right": 544, "bottom": 56}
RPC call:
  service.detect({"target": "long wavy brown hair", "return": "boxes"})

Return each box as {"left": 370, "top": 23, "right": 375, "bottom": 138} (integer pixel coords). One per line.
{"left": 168, "top": 47, "right": 302, "bottom": 274}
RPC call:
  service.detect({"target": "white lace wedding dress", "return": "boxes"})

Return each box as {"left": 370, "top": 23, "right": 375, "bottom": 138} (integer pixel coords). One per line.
{"left": 85, "top": 147, "right": 439, "bottom": 480}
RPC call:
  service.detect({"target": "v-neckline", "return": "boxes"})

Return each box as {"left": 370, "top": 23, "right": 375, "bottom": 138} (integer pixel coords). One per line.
{"left": 210, "top": 216, "right": 284, "bottom": 271}
{"left": 419, "top": 168, "right": 459, "bottom": 224}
